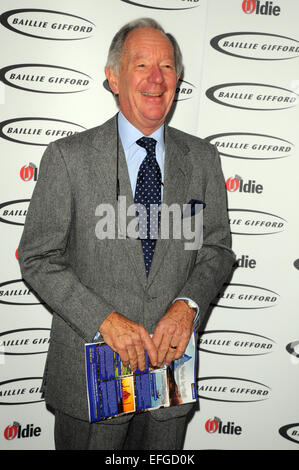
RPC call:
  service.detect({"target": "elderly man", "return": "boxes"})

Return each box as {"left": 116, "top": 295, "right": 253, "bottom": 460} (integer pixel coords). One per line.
{"left": 18, "top": 18, "right": 235, "bottom": 450}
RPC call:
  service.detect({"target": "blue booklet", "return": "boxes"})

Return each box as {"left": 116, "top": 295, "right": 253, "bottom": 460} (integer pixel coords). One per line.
{"left": 85, "top": 331, "right": 198, "bottom": 422}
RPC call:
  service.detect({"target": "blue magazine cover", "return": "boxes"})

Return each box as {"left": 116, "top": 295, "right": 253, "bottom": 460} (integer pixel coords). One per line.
{"left": 85, "top": 331, "right": 198, "bottom": 423}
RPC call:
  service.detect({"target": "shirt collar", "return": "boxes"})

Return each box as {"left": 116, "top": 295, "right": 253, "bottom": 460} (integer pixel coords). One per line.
{"left": 117, "top": 111, "right": 164, "bottom": 152}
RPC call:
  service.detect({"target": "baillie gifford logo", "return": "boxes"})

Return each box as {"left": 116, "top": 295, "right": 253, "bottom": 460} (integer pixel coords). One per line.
{"left": 242, "top": 1, "right": 281, "bottom": 15}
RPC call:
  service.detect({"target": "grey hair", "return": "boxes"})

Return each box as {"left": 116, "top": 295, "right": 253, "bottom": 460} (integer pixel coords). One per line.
{"left": 106, "top": 18, "right": 183, "bottom": 75}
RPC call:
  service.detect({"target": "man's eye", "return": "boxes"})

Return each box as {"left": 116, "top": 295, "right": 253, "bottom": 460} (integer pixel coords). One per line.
{"left": 137, "top": 64, "right": 145, "bottom": 68}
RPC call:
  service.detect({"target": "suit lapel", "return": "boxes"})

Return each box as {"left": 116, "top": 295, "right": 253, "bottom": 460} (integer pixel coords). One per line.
{"left": 90, "top": 115, "right": 118, "bottom": 199}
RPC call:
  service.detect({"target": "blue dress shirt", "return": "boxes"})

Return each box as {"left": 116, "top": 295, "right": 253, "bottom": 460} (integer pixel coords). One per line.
{"left": 117, "top": 111, "right": 165, "bottom": 199}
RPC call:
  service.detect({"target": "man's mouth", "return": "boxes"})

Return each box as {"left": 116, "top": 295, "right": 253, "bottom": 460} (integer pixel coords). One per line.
{"left": 141, "top": 92, "right": 163, "bottom": 97}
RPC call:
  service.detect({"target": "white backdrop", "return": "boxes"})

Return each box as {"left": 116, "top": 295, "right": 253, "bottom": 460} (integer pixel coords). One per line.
{"left": 0, "top": 0, "right": 298, "bottom": 450}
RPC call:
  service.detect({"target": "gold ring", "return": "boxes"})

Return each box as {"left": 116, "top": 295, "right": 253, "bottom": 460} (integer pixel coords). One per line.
{"left": 169, "top": 345, "right": 177, "bottom": 349}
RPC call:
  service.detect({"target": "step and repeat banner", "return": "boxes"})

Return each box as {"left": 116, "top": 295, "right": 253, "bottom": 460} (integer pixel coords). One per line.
{"left": 0, "top": 0, "right": 298, "bottom": 450}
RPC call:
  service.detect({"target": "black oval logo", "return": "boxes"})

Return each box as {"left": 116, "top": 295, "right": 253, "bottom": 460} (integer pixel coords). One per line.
{"left": 206, "top": 132, "right": 293, "bottom": 160}
{"left": 0, "top": 64, "right": 91, "bottom": 94}
{"left": 0, "top": 279, "right": 42, "bottom": 305}
{"left": 0, "top": 199, "right": 30, "bottom": 226}
{"left": 229, "top": 209, "right": 286, "bottom": 235}
{"left": 213, "top": 283, "right": 279, "bottom": 309}
{"left": 120, "top": 0, "right": 200, "bottom": 10}
{"left": 0, "top": 328, "right": 50, "bottom": 355}
{"left": 174, "top": 79, "right": 196, "bottom": 101}
{"left": 0, "top": 9, "right": 95, "bottom": 41}
{"left": 198, "top": 330, "right": 275, "bottom": 356}
{"left": 211, "top": 32, "right": 299, "bottom": 61}
{"left": 293, "top": 259, "right": 299, "bottom": 270}
{"left": 279, "top": 423, "right": 299, "bottom": 444}
{"left": 206, "top": 82, "right": 299, "bottom": 111}
{"left": 0, "top": 377, "right": 44, "bottom": 404}
{"left": 286, "top": 341, "right": 299, "bottom": 359}
{"left": 0, "top": 117, "right": 86, "bottom": 146}
{"left": 197, "top": 376, "right": 270, "bottom": 403}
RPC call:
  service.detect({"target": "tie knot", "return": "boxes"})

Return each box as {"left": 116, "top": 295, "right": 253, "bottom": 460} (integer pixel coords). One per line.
{"left": 136, "top": 137, "right": 157, "bottom": 156}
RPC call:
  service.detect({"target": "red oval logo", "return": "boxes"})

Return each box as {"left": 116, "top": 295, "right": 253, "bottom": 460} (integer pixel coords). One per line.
{"left": 226, "top": 177, "right": 240, "bottom": 192}
{"left": 205, "top": 418, "right": 219, "bottom": 433}
{"left": 20, "top": 164, "right": 37, "bottom": 181}
{"left": 4, "top": 424, "right": 18, "bottom": 440}
{"left": 242, "top": 0, "right": 256, "bottom": 14}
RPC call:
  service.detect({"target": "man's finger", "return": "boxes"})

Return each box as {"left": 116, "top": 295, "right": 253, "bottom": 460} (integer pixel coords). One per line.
{"left": 156, "top": 332, "right": 174, "bottom": 366}
{"left": 134, "top": 339, "right": 147, "bottom": 371}
{"left": 126, "top": 344, "right": 138, "bottom": 372}
{"left": 164, "top": 332, "right": 182, "bottom": 365}
{"left": 118, "top": 346, "right": 130, "bottom": 368}
{"left": 152, "top": 320, "right": 177, "bottom": 350}
{"left": 174, "top": 332, "right": 192, "bottom": 360}
{"left": 139, "top": 326, "right": 158, "bottom": 367}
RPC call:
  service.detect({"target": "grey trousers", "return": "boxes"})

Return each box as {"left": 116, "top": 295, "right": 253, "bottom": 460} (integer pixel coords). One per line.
{"left": 54, "top": 410, "right": 189, "bottom": 450}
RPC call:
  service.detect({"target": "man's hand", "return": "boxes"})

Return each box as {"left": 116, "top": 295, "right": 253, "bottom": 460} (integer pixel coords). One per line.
{"left": 152, "top": 300, "right": 195, "bottom": 367}
{"left": 99, "top": 312, "right": 157, "bottom": 372}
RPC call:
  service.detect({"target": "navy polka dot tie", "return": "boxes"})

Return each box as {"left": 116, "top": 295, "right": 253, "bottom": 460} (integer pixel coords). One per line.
{"left": 134, "top": 137, "right": 162, "bottom": 277}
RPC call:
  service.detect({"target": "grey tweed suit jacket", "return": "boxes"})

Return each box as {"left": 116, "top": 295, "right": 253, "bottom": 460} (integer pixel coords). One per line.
{"left": 18, "top": 114, "right": 235, "bottom": 423}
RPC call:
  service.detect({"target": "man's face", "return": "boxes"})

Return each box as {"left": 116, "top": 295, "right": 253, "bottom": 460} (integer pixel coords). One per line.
{"left": 106, "top": 27, "right": 180, "bottom": 135}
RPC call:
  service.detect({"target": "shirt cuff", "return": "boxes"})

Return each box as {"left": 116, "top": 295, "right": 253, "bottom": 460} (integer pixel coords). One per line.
{"left": 93, "top": 331, "right": 102, "bottom": 342}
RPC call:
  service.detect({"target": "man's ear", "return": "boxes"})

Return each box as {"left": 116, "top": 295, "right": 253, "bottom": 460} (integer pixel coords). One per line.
{"left": 105, "top": 66, "right": 119, "bottom": 95}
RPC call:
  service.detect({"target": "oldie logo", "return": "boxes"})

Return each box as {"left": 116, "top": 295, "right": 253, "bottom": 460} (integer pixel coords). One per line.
{"left": 0, "top": 117, "right": 86, "bottom": 146}
{"left": 20, "top": 163, "right": 38, "bottom": 182}
{"left": 0, "top": 279, "right": 42, "bottom": 305}
{"left": 242, "top": 1, "right": 281, "bottom": 16}
{"left": 0, "top": 9, "right": 95, "bottom": 40}
{"left": 228, "top": 209, "right": 286, "bottom": 235}
{"left": 120, "top": 0, "right": 200, "bottom": 10}
{"left": 226, "top": 175, "right": 263, "bottom": 194}
{"left": 279, "top": 424, "right": 299, "bottom": 445}
{"left": 206, "top": 83, "right": 299, "bottom": 111}
{"left": 205, "top": 417, "right": 242, "bottom": 435}
{"left": 4, "top": 422, "right": 42, "bottom": 440}
{"left": 211, "top": 32, "right": 299, "bottom": 61}
{"left": 0, "top": 64, "right": 91, "bottom": 94}
{"left": 0, "top": 328, "right": 50, "bottom": 355}
{"left": 198, "top": 330, "right": 275, "bottom": 356}
{"left": 213, "top": 283, "right": 279, "bottom": 309}
{"left": 206, "top": 132, "right": 294, "bottom": 160}
{"left": 0, "top": 377, "right": 43, "bottom": 405}
{"left": 0, "top": 199, "right": 29, "bottom": 226}
{"left": 197, "top": 376, "right": 271, "bottom": 402}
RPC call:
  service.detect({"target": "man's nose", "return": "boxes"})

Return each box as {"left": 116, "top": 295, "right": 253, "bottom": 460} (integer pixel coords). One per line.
{"left": 148, "top": 64, "right": 164, "bottom": 83}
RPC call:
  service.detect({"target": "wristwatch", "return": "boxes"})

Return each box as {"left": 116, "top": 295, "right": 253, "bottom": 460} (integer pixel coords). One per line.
{"left": 182, "top": 298, "right": 197, "bottom": 314}
{"left": 172, "top": 297, "right": 200, "bottom": 326}
{"left": 181, "top": 298, "right": 199, "bottom": 326}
